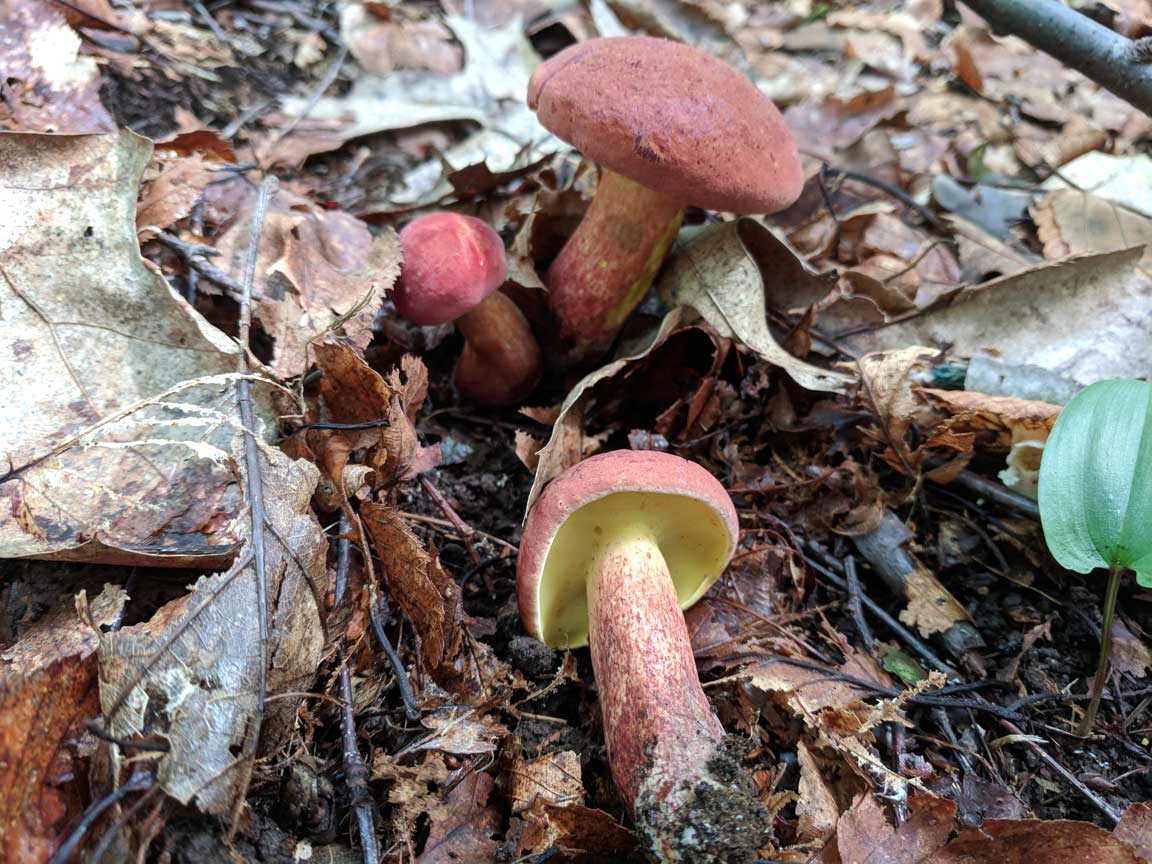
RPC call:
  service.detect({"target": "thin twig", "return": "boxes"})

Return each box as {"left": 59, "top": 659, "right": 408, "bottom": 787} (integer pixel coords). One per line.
{"left": 418, "top": 475, "right": 481, "bottom": 564}
{"left": 945, "top": 471, "right": 1040, "bottom": 520}
{"left": 997, "top": 716, "right": 1122, "bottom": 825}
{"left": 803, "top": 546, "right": 959, "bottom": 678}
{"left": 844, "top": 555, "right": 876, "bottom": 659}
{"left": 270, "top": 43, "right": 349, "bottom": 145}
{"left": 371, "top": 587, "right": 422, "bottom": 721}
{"left": 335, "top": 520, "right": 380, "bottom": 864}
{"left": 822, "top": 166, "right": 952, "bottom": 234}
{"left": 48, "top": 775, "right": 153, "bottom": 864}
{"left": 227, "top": 175, "right": 278, "bottom": 838}
{"left": 143, "top": 228, "right": 248, "bottom": 298}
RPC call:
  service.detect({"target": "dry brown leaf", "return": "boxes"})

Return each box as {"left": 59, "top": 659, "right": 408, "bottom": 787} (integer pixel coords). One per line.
{"left": 0, "top": 0, "right": 115, "bottom": 133}
{"left": 510, "top": 750, "right": 583, "bottom": 815}
{"left": 796, "top": 740, "right": 840, "bottom": 844}
{"left": 919, "top": 389, "right": 1061, "bottom": 450}
{"left": 213, "top": 189, "right": 401, "bottom": 376}
{"left": 360, "top": 503, "right": 461, "bottom": 669}
{"left": 1112, "top": 618, "right": 1152, "bottom": 679}
{"left": 817, "top": 793, "right": 956, "bottom": 864}
{"left": 840, "top": 249, "right": 1152, "bottom": 384}
{"left": 784, "top": 84, "right": 904, "bottom": 160}
{"left": 418, "top": 771, "right": 500, "bottom": 864}
{"left": 936, "top": 819, "right": 1143, "bottom": 863}
{"left": 1033, "top": 189, "right": 1152, "bottom": 272}
{"left": 341, "top": 5, "right": 463, "bottom": 76}
{"left": 744, "top": 652, "right": 882, "bottom": 718}
{"left": 516, "top": 801, "right": 637, "bottom": 862}
{"left": 514, "top": 430, "right": 544, "bottom": 473}
{"left": 96, "top": 447, "right": 325, "bottom": 815}
{"left": 137, "top": 153, "right": 219, "bottom": 237}
{"left": 0, "top": 585, "right": 125, "bottom": 864}
{"left": 657, "top": 219, "right": 853, "bottom": 393}
{"left": 0, "top": 131, "right": 255, "bottom": 564}
{"left": 1116, "top": 801, "right": 1152, "bottom": 861}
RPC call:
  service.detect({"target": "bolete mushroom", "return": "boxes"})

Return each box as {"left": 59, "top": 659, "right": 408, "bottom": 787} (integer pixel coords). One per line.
{"left": 517, "top": 450, "right": 769, "bottom": 861}
{"left": 528, "top": 36, "right": 803, "bottom": 362}
{"left": 394, "top": 212, "right": 542, "bottom": 405}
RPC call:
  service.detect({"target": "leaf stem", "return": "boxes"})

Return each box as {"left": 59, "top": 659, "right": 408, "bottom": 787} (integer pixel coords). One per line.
{"left": 1078, "top": 564, "right": 1123, "bottom": 737}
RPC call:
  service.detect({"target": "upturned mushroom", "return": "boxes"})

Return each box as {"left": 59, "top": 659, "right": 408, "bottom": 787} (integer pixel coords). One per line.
{"left": 393, "top": 212, "right": 542, "bottom": 405}
{"left": 517, "top": 450, "right": 769, "bottom": 862}
{"left": 528, "top": 36, "right": 803, "bottom": 362}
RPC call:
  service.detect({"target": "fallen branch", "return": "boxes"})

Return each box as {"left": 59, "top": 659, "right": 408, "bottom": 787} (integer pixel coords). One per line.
{"left": 961, "top": 0, "right": 1152, "bottom": 116}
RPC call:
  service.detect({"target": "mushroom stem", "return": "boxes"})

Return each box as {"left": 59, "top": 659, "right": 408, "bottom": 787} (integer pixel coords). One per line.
{"left": 585, "top": 528, "right": 723, "bottom": 811}
{"left": 454, "top": 291, "right": 542, "bottom": 405}
{"left": 547, "top": 169, "right": 684, "bottom": 362}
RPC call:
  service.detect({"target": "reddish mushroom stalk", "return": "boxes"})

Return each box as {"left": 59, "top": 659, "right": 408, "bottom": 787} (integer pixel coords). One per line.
{"left": 546, "top": 171, "right": 684, "bottom": 359}
{"left": 528, "top": 37, "right": 803, "bottom": 363}
{"left": 453, "top": 290, "right": 542, "bottom": 405}
{"left": 586, "top": 528, "right": 724, "bottom": 808}
{"left": 393, "top": 212, "right": 541, "bottom": 405}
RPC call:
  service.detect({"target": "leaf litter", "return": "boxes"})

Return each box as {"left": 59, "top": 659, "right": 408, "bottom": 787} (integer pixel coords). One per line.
{"left": 3, "top": 0, "right": 1152, "bottom": 862}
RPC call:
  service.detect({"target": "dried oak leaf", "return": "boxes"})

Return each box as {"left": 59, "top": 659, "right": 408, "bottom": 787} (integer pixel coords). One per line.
{"left": 360, "top": 503, "right": 461, "bottom": 669}
{"left": 0, "top": 585, "right": 126, "bottom": 864}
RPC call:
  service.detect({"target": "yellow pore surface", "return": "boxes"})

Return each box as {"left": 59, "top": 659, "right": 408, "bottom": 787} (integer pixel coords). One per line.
{"left": 535, "top": 491, "right": 732, "bottom": 648}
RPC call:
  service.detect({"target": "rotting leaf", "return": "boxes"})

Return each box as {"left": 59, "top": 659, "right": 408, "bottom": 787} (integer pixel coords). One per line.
{"left": 0, "top": 131, "right": 265, "bottom": 565}
{"left": 657, "top": 219, "right": 854, "bottom": 393}
{"left": 0, "top": 585, "right": 126, "bottom": 863}
{"left": 816, "top": 793, "right": 956, "bottom": 864}
{"left": 360, "top": 503, "right": 462, "bottom": 669}
{"left": 417, "top": 771, "right": 500, "bottom": 864}
{"left": 95, "top": 449, "right": 326, "bottom": 815}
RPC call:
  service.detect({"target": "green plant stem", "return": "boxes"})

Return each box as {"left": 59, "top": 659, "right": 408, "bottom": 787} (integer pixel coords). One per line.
{"left": 1078, "top": 565, "right": 1123, "bottom": 737}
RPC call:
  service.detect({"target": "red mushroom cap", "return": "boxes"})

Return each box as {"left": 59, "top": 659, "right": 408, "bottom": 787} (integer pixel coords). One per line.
{"left": 393, "top": 213, "right": 508, "bottom": 326}
{"left": 517, "top": 450, "right": 739, "bottom": 648}
{"left": 528, "top": 36, "right": 803, "bottom": 214}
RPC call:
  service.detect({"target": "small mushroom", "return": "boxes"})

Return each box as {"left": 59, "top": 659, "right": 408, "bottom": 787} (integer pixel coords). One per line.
{"left": 528, "top": 36, "right": 803, "bottom": 362}
{"left": 517, "top": 450, "right": 769, "bottom": 861}
{"left": 394, "top": 212, "right": 542, "bottom": 405}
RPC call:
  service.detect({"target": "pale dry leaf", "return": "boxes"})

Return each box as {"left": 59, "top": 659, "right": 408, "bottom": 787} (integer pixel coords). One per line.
{"left": 0, "top": 584, "right": 126, "bottom": 862}
{"left": 276, "top": 16, "right": 555, "bottom": 211}
{"left": 1032, "top": 189, "right": 1152, "bottom": 272}
{"left": 510, "top": 750, "right": 583, "bottom": 815}
{"left": 97, "top": 450, "right": 325, "bottom": 815}
{"left": 1113, "top": 619, "right": 1152, "bottom": 679}
{"left": 840, "top": 248, "right": 1152, "bottom": 385}
{"left": 657, "top": 219, "right": 853, "bottom": 394}
{"left": 341, "top": 5, "right": 463, "bottom": 76}
{"left": 0, "top": 131, "right": 267, "bottom": 564}
{"left": 0, "top": 0, "right": 115, "bottom": 133}
{"left": 1116, "top": 802, "right": 1152, "bottom": 861}
{"left": 796, "top": 740, "right": 840, "bottom": 843}
{"left": 1040, "top": 152, "right": 1152, "bottom": 217}
{"left": 516, "top": 800, "right": 637, "bottom": 860}
{"left": 413, "top": 712, "right": 507, "bottom": 756}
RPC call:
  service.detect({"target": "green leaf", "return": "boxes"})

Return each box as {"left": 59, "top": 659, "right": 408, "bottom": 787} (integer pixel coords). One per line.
{"left": 1038, "top": 379, "right": 1152, "bottom": 587}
